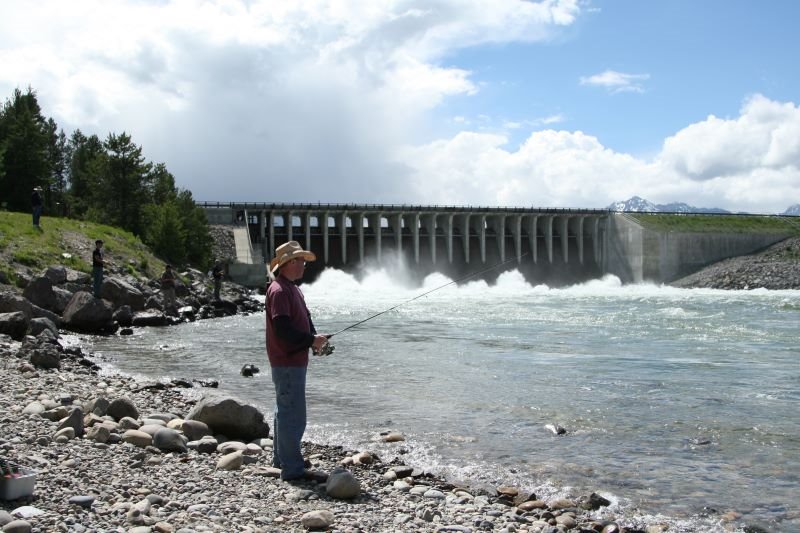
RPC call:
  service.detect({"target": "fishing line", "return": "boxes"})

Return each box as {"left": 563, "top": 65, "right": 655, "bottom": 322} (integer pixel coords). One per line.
{"left": 327, "top": 252, "right": 529, "bottom": 338}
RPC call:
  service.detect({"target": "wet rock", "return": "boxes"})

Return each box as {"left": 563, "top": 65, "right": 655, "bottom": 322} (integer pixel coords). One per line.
{"left": 240, "top": 364, "right": 259, "bottom": 377}
{"left": 579, "top": 492, "right": 611, "bottom": 510}
{"left": 381, "top": 431, "right": 405, "bottom": 442}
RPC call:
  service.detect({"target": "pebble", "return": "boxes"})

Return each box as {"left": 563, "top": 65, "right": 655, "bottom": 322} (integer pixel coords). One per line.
{"left": 2, "top": 520, "right": 32, "bottom": 533}
{"left": 0, "top": 332, "right": 716, "bottom": 533}
{"left": 67, "top": 495, "right": 94, "bottom": 509}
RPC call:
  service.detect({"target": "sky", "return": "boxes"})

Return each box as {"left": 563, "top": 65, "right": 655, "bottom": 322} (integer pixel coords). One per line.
{"left": 1, "top": 0, "right": 799, "bottom": 213}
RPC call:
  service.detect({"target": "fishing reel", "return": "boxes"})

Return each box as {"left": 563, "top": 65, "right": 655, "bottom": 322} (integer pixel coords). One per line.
{"left": 313, "top": 340, "right": 335, "bottom": 357}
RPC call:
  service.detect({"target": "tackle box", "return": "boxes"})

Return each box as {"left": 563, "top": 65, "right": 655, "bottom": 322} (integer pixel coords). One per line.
{"left": 0, "top": 458, "right": 36, "bottom": 500}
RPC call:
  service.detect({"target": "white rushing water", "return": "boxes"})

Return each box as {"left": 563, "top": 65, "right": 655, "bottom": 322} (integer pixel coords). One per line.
{"left": 86, "top": 269, "right": 800, "bottom": 532}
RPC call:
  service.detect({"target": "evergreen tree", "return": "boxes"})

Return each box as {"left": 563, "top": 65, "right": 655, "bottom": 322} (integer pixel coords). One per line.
{"left": 46, "top": 119, "right": 69, "bottom": 216}
{"left": 148, "top": 162, "right": 177, "bottom": 205}
{"left": 67, "top": 130, "right": 105, "bottom": 217}
{"left": 0, "top": 85, "right": 214, "bottom": 271}
{"left": 142, "top": 201, "right": 187, "bottom": 265}
{"left": 99, "top": 132, "right": 152, "bottom": 234}
{"left": 175, "top": 189, "right": 212, "bottom": 267}
{"left": 0, "top": 87, "right": 51, "bottom": 212}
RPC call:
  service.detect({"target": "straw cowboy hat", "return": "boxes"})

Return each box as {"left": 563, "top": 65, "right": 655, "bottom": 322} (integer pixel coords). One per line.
{"left": 269, "top": 241, "right": 316, "bottom": 274}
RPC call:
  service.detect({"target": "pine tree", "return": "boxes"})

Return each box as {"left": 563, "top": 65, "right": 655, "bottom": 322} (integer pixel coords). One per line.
{"left": 0, "top": 87, "right": 51, "bottom": 212}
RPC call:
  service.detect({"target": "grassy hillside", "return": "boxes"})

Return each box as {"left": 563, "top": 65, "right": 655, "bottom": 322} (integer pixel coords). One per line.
{"left": 0, "top": 211, "right": 166, "bottom": 287}
{"left": 628, "top": 213, "right": 800, "bottom": 234}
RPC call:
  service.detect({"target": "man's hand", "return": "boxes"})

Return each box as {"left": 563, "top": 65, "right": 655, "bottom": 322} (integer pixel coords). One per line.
{"left": 311, "top": 335, "right": 328, "bottom": 352}
{"left": 311, "top": 334, "right": 334, "bottom": 356}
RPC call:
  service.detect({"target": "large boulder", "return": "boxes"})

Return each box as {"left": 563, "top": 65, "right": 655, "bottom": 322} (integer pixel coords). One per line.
{"left": 52, "top": 287, "right": 74, "bottom": 314}
{"left": 24, "top": 337, "right": 62, "bottom": 369}
{"left": 0, "top": 292, "right": 33, "bottom": 320}
{"left": 29, "top": 317, "right": 58, "bottom": 338}
{"left": 62, "top": 291, "right": 115, "bottom": 333}
{"left": 65, "top": 267, "right": 91, "bottom": 284}
{"left": 131, "top": 310, "right": 169, "bottom": 327}
{"left": 113, "top": 305, "right": 134, "bottom": 327}
{"left": 44, "top": 265, "right": 68, "bottom": 285}
{"left": 22, "top": 276, "right": 58, "bottom": 312}
{"left": 30, "top": 304, "right": 63, "bottom": 328}
{"left": 100, "top": 278, "right": 146, "bottom": 310}
{"left": 0, "top": 311, "right": 28, "bottom": 340}
{"left": 186, "top": 396, "right": 270, "bottom": 442}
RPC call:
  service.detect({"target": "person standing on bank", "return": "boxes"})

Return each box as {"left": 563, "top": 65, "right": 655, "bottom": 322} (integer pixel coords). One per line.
{"left": 266, "top": 241, "right": 329, "bottom": 481}
{"left": 31, "top": 186, "right": 43, "bottom": 228}
{"left": 160, "top": 264, "right": 177, "bottom": 313}
{"left": 212, "top": 261, "right": 223, "bottom": 301}
{"left": 92, "top": 240, "right": 104, "bottom": 298}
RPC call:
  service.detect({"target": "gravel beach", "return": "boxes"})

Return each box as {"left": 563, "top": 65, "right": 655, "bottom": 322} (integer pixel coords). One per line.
{"left": 0, "top": 332, "right": 664, "bottom": 533}
{"left": 5, "top": 233, "right": 795, "bottom": 532}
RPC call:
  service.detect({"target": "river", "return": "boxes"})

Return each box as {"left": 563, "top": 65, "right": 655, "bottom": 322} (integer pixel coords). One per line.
{"left": 85, "top": 268, "right": 800, "bottom": 532}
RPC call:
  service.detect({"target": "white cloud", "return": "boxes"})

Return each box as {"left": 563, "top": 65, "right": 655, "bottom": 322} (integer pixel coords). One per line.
{"left": 398, "top": 129, "right": 657, "bottom": 208}
{"left": 0, "top": 0, "right": 583, "bottom": 203}
{"left": 580, "top": 69, "right": 650, "bottom": 93}
{"left": 659, "top": 94, "right": 800, "bottom": 180}
{"left": 1, "top": 2, "right": 797, "bottom": 214}
{"left": 399, "top": 94, "right": 800, "bottom": 213}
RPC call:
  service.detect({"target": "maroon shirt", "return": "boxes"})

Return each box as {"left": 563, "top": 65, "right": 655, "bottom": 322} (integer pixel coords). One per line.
{"left": 266, "top": 275, "right": 311, "bottom": 367}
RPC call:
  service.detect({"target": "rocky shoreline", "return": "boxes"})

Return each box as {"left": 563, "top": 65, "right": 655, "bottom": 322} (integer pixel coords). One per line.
{"left": 0, "top": 332, "right": 676, "bottom": 533}
{"left": 670, "top": 236, "right": 800, "bottom": 290}
{"left": 2, "top": 237, "right": 791, "bottom": 532}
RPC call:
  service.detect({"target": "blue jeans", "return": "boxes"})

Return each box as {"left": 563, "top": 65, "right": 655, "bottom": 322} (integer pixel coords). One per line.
{"left": 92, "top": 266, "right": 103, "bottom": 298}
{"left": 271, "top": 365, "right": 307, "bottom": 480}
{"left": 32, "top": 205, "right": 42, "bottom": 226}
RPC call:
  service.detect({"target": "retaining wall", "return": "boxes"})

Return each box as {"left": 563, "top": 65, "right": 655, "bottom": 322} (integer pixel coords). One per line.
{"left": 605, "top": 214, "right": 791, "bottom": 283}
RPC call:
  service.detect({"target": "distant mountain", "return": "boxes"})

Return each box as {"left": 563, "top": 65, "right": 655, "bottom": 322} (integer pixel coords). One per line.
{"left": 784, "top": 204, "right": 800, "bottom": 216}
{"left": 608, "top": 196, "right": 731, "bottom": 214}
{"left": 607, "top": 196, "right": 657, "bottom": 212}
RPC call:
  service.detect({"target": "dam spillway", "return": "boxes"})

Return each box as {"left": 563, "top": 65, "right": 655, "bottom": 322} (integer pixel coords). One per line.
{"left": 200, "top": 203, "right": 610, "bottom": 285}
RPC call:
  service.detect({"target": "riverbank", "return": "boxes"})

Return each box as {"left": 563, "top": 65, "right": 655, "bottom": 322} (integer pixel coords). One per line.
{"left": 0, "top": 333, "right": 678, "bottom": 533}
{"left": 670, "top": 236, "right": 800, "bottom": 290}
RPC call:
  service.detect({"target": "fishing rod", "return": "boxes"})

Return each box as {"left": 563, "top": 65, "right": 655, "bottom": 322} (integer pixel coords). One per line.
{"left": 327, "top": 252, "right": 530, "bottom": 339}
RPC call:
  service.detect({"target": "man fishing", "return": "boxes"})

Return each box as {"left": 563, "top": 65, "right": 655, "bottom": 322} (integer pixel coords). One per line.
{"left": 265, "top": 241, "right": 329, "bottom": 481}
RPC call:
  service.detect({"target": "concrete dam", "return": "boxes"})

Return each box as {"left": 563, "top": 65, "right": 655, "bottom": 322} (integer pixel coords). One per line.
{"left": 199, "top": 202, "right": 793, "bottom": 288}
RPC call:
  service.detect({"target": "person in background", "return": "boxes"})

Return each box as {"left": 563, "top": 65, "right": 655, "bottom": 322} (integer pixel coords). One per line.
{"left": 265, "top": 241, "right": 329, "bottom": 481}
{"left": 92, "top": 240, "right": 104, "bottom": 298}
{"left": 31, "top": 186, "right": 43, "bottom": 228}
{"left": 212, "top": 261, "right": 223, "bottom": 301}
{"left": 160, "top": 264, "right": 177, "bottom": 313}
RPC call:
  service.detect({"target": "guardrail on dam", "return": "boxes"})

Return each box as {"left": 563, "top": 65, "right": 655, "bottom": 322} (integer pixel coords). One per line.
{"left": 199, "top": 202, "right": 610, "bottom": 285}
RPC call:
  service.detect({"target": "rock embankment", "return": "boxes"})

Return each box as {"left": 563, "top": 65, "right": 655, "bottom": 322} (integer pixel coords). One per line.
{"left": 0, "top": 335, "right": 660, "bottom": 533}
{"left": 671, "top": 236, "right": 800, "bottom": 290}
{"left": 208, "top": 226, "right": 236, "bottom": 267}
{"left": 0, "top": 262, "right": 260, "bottom": 340}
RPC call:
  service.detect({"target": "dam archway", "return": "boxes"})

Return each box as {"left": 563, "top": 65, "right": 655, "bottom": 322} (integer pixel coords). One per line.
{"left": 201, "top": 203, "right": 610, "bottom": 285}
